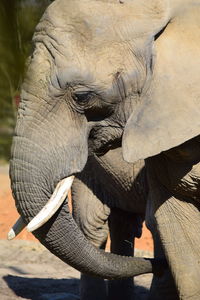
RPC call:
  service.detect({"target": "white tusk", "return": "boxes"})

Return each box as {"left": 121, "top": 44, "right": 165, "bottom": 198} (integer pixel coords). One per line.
{"left": 7, "top": 217, "right": 26, "bottom": 240}
{"left": 27, "top": 176, "right": 74, "bottom": 233}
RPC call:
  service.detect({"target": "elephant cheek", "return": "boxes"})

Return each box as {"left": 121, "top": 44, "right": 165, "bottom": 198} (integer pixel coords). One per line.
{"left": 10, "top": 97, "right": 89, "bottom": 224}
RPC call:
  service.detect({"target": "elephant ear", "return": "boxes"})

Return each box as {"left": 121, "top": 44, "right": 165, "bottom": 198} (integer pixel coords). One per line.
{"left": 122, "top": 7, "right": 200, "bottom": 163}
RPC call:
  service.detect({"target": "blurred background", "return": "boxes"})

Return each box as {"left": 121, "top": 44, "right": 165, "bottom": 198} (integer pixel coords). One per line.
{"left": 0, "top": 0, "right": 53, "bottom": 163}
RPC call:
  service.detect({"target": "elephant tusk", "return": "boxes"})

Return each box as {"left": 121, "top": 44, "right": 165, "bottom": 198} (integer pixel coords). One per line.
{"left": 27, "top": 176, "right": 74, "bottom": 232}
{"left": 7, "top": 216, "right": 26, "bottom": 240}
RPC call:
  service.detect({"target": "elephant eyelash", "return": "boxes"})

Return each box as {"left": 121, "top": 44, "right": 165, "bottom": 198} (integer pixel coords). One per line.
{"left": 73, "top": 91, "right": 94, "bottom": 105}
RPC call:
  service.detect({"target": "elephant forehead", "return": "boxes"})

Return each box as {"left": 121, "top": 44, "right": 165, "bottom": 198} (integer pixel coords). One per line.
{"left": 41, "top": 0, "right": 125, "bottom": 42}
{"left": 33, "top": 0, "right": 164, "bottom": 91}
{"left": 34, "top": 26, "right": 141, "bottom": 92}
{"left": 55, "top": 43, "right": 138, "bottom": 87}
{"left": 34, "top": 1, "right": 135, "bottom": 82}
{"left": 38, "top": 0, "right": 168, "bottom": 44}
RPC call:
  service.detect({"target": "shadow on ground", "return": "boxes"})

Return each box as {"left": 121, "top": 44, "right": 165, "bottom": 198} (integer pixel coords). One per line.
{"left": 4, "top": 275, "right": 150, "bottom": 300}
{"left": 0, "top": 236, "right": 152, "bottom": 300}
{"left": 4, "top": 275, "right": 80, "bottom": 300}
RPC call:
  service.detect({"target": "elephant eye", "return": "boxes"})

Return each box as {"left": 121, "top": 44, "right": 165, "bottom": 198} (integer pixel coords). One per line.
{"left": 73, "top": 91, "right": 93, "bottom": 105}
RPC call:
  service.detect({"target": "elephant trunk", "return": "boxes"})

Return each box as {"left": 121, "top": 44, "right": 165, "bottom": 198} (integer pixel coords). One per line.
{"left": 9, "top": 89, "right": 165, "bottom": 279}
{"left": 10, "top": 139, "right": 156, "bottom": 279}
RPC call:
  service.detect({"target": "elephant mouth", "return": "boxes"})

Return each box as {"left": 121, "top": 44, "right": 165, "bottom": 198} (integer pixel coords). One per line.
{"left": 88, "top": 126, "right": 123, "bottom": 156}
{"left": 89, "top": 137, "right": 122, "bottom": 157}
{"left": 8, "top": 176, "right": 74, "bottom": 239}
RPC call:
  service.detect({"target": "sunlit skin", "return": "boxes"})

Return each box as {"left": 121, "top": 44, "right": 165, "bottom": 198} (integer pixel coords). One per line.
{"left": 10, "top": 1, "right": 200, "bottom": 300}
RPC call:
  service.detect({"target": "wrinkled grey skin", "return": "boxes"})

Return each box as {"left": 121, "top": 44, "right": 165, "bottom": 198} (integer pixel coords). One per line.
{"left": 72, "top": 148, "right": 146, "bottom": 300}
{"left": 73, "top": 148, "right": 178, "bottom": 300}
{"left": 10, "top": 0, "right": 200, "bottom": 299}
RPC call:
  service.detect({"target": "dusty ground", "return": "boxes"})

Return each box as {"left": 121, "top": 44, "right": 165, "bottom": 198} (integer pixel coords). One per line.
{"left": 0, "top": 164, "right": 153, "bottom": 299}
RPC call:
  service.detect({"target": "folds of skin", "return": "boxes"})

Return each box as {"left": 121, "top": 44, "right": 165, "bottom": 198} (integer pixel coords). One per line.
{"left": 146, "top": 149, "right": 200, "bottom": 300}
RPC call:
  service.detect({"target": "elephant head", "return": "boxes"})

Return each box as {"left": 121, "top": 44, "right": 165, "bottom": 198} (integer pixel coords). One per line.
{"left": 10, "top": 0, "right": 200, "bottom": 280}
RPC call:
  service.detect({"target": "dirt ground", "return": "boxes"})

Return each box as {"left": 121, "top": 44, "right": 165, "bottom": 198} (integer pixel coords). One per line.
{"left": 0, "top": 164, "right": 153, "bottom": 299}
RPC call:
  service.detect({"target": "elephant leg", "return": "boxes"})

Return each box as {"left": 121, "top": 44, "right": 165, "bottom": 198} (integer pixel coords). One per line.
{"left": 72, "top": 176, "right": 110, "bottom": 300}
{"left": 146, "top": 177, "right": 200, "bottom": 300}
{"left": 155, "top": 196, "right": 200, "bottom": 299}
{"left": 146, "top": 206, "right": 178, "bottom": 300}
{"left": 107, "top": 208, "right": 143, "bottom": 300}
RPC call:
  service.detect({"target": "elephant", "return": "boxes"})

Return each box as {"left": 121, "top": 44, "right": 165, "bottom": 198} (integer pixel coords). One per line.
{"left": 9, "top": 0, "right": 200, "bottom": 299}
